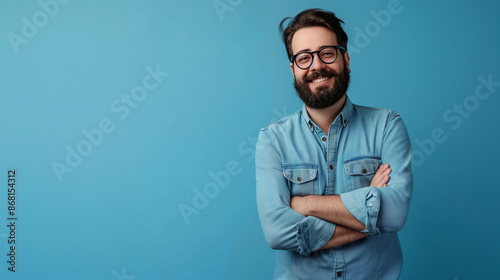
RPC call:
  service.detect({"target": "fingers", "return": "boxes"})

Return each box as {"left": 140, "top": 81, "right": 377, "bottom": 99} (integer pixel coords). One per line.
{"left": 371, "top": 165, "right": 384, "bottom": 182}
{"left": 376, "top": 163, "right": 389, "bottom": 173}
{"left": 374, "top": 176, "right": 389, "bottom": 188}
{"left": 370, "top": 164, "right": 385, "bottom": 187}
{"left": 370, "top": 163, "right": 392, "bottom": 188}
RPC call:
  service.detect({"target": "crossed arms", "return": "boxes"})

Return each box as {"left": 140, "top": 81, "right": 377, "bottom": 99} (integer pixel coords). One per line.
{"left": 290, "top": 164, "right": 391, "bottom": 249}
{"left": 255, "top": 113, "right": 412, "bottom": 256}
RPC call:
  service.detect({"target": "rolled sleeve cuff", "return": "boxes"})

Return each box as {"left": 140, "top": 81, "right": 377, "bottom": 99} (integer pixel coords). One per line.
{"left": 296, "top": 216, "right": 335, "bottom": 256}
{"left": 340, "top": 187, "right": 381, "bottom": 235}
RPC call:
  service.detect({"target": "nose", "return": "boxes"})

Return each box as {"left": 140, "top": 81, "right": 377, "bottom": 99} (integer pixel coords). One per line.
{"left": 309, "top": 52, "right": 325, "bottom": 71}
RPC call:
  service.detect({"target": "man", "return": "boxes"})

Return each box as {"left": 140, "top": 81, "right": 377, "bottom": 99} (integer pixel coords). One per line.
{"left": 255, "top": 9, "right": 413, "bottom": 280}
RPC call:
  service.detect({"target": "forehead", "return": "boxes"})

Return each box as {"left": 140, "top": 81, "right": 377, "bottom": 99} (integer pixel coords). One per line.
{"left": 291, "top": 26, "right": 338, "bottom": 54}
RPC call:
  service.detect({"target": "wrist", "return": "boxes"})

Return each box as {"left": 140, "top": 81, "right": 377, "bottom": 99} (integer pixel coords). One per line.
{"left": 304, "top": 195, "right": 317, "bottom": 216}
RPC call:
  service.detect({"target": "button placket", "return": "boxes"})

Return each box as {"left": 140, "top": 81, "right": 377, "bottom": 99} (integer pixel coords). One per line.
{"left": 326, "top": 127, "right": 339, "bottom": 195}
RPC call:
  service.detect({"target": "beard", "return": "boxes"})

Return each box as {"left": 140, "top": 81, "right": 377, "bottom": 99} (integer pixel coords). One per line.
{"left": 293, "top": 64, "right": 350, "bottom": 109}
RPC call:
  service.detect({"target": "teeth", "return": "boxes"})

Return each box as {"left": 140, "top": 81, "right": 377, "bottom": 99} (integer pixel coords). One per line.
{"left": 312, "top": 77, "right": 328, "bottom": 83}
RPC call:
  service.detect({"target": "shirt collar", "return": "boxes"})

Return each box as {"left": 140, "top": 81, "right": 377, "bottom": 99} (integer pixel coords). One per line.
{"left": 301, "top": 95, "right": 354, "bottom": 132}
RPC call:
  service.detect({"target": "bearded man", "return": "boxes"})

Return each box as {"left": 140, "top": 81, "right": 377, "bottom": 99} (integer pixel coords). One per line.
{"left": 255, "top": 9, "right": 413, "bottom": 280}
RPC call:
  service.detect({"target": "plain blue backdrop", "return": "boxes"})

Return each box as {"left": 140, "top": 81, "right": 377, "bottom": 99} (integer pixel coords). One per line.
{"left": 1, "top": 0, "right": 499, "bottom": 279}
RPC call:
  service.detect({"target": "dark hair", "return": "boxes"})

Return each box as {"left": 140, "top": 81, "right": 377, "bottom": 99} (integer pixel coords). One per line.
{"left": 279, "top": 8, "right": 348, "bottom": 61}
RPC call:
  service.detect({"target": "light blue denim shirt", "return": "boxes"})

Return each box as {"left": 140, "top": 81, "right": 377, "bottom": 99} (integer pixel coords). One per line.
{"left": 256, "top": 96, "right": 413, "bottom": 280}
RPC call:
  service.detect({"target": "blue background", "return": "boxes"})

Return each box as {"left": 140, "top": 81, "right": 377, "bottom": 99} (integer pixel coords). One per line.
{"left": 1, "top": 0, "right": 499, "bottom": 279}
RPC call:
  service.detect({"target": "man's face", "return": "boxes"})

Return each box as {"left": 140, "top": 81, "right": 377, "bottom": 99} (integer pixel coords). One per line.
{"left": 290, "top": 26, "right": 351, "bottom": 109}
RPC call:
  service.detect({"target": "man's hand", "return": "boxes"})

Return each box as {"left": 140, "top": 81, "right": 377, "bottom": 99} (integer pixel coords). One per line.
{"left": 290, "top": 196, "right": 309, "bottom": 216}
{"left": 370, "top": 163, "right": 391, "bottom": 188}
{"left": 320, "top": 225, "right": 367, "bottom": 249}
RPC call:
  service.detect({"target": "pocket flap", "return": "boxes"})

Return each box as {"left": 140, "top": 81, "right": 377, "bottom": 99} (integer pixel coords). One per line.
{"left": 344, "top": 157, "right": 381, "bottom": 176}
{"left": 283, "top": 166, "right": 317, "bottom": 184}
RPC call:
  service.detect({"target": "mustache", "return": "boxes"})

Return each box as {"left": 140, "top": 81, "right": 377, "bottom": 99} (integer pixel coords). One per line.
{"left": 304, "top": 69, "right": 338, "bottom": 83}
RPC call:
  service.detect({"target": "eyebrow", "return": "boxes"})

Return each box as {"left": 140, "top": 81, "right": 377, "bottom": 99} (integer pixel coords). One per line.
{"left": 294, "top": 45, "right": 336, "bottom": 55}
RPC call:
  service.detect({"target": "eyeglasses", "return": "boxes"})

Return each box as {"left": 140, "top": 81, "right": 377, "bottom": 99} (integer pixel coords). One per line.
{"left": 291, "top": 45, "right": 346, "bottom": 70}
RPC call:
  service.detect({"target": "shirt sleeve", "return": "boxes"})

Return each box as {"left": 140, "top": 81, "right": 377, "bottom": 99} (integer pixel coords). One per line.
{"left": 340, "top": 111, "right": 413, "bottom": 234}
{"left": 256, "top": 128, "right": 335, "bottom": 256}
{"left": 340, "top": 187, "right": 381, "bottom": 235}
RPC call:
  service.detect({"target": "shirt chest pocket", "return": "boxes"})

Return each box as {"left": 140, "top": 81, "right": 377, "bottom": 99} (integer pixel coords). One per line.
{"left": 344, "top": 156, "right": 381, "bottom": 191}
{"left": 283, "top": 164, "right": 318, "bottom": 196}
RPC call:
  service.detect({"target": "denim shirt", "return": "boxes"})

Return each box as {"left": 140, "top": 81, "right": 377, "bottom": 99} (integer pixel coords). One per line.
{"left": 256, "top": 96, "right": 413, "bottom": 280}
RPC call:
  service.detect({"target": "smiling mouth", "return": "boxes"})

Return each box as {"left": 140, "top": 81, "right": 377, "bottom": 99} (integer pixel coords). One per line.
{"left": 312, "top": 76, "right": 330, "bottom": 83}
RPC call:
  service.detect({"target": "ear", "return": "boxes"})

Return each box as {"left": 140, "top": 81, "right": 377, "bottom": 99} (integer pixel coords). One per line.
{"left": 290, "top": 62, "right": 294, "bottom": 75}
{"left": 343, "top": 51, "right": 351, "bottom": 73}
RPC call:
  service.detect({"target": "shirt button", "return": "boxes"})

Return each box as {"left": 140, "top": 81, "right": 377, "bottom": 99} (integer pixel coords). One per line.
{"left": 343, "top": 119, "right": 347, "bottom": 125}
{"left": 329, "top": 165, "right": 334, "bottom": 170}
{"left": 362, "top": 168, "right": 367, "bottom": 174}
{"left": 337, "top": 271, "right": 342, "bottom": 277}
{"left": 322, "top": 137, "right": 327, "bottom": 141}
{"left": 297, "top": 176, "right": 302, "bottom": 182}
